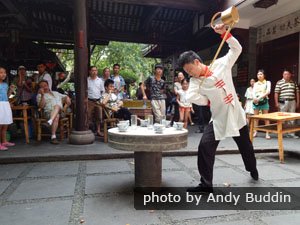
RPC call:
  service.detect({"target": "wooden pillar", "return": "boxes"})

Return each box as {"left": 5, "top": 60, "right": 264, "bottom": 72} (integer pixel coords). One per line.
{"left": 69, "top": 0, "right": 94, "bottom": 144}
{"left": 248, "top": 27, "right": 257, "bottom": 79}
{"left": 298, "top": 32, "right": 300, "bottom": 83}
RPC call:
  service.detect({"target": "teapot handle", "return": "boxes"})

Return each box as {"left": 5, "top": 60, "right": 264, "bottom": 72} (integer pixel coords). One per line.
{"left": 210, "top": 12, "right": 221, "bottom": 28}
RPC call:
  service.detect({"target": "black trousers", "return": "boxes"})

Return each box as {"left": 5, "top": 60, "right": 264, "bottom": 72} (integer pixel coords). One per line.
{"left": 197, "top": 122, "right": 257, "bottom": 187}
{"left": 114, "top": 107, "right": 132, "bottom": 121}
{"left": 197, "top": 105, "right": 211, "bottom": 130}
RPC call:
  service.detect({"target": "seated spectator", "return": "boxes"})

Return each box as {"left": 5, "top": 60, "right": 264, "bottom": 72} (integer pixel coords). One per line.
{"left": 101, "top": 79, "right": 131, "bottom": 121}
{"left": 36, "top": 80, "right": 71, "bottom": 144}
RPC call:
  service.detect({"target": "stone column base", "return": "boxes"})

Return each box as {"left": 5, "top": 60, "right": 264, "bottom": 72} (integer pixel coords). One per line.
{"left": 69, "top": 130, "right": 95, "bottom": 145}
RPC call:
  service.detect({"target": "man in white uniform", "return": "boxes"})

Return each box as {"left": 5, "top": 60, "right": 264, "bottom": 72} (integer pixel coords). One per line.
{"left": 178, "top": 24, "right": 258, "bottom": 193}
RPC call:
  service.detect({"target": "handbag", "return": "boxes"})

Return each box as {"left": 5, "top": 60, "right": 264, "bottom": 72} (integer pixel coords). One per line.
{"left": 253, "top": 97, "right": 267, "bottom": 106}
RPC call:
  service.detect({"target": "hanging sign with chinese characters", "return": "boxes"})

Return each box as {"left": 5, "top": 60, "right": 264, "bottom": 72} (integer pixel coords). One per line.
{"left": 257, "top": 10, "right": 300, "bottom": 43}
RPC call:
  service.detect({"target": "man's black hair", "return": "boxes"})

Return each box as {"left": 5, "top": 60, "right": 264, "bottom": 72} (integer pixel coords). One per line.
{"left": 104, "top": 79, "right": 114, "bottom": 88}
{"left": 89, "top": 65, "right": 97, "bottom": 71}
{"left": 181, "top": 78, "right": 189, "bottom": 84}
{"left": 283, "top": 68, "right": 292, "bottom": 74}
{"left": 38, "top": 79, "right": 49, "bottom": 86}
{"left": 113, "top": 63, "right": 120, "bottom": 68}
{"left": 178, "top": 50, "right": 203, "bottom": 68}
{"left": 37, "top": 61, "right": 46, "bottom": 66}
{"left": 154, "top": 64, "right": 164, "bottom": 70}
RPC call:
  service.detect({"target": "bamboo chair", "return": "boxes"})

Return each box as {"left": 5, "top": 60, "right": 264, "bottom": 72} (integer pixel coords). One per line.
{"left": 35, "top": 106, "right": 70, "bottom": 141}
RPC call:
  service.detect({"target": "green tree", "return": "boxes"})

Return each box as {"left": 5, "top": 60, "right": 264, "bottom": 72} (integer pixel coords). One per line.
{"left": 55, "top": 42, "right": 160, "bottom": 81}
{"left": 90, "top": 42, "right": 159, "bottom": 82}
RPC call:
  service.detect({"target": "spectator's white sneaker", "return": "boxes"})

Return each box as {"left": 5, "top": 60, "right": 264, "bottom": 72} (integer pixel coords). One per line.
{"left": 47, "top": 119, "right": 53, "bottom": 125}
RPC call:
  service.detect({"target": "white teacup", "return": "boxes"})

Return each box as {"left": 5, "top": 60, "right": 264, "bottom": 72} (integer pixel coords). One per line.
{"left": 117, "top": 121, "right": 129, "bottom": 132}
{"left": 173, "top": 122, "right": 184, "bottom": 130}
{"left": 163, "top": 120, "right": 171, "bottom": 128}
{"left": 140, "top": 119, "right": 148, "bottom": 127}
{"left": 153, "top": 123, "right": 164, "bottom": 133}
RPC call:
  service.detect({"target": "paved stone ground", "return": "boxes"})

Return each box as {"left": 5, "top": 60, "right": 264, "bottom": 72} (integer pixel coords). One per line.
{"left": 0, "top": 153, "right": 299, "bottom": 225}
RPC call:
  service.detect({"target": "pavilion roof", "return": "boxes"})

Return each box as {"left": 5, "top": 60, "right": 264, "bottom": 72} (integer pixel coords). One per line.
{"left": 0, "top": 0, "right": 240, "bottom": 60}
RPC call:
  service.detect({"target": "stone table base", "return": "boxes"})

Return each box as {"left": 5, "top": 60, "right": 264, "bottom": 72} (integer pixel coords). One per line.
{"left": 134, "top": 152, "right": 162, "bottom": 187}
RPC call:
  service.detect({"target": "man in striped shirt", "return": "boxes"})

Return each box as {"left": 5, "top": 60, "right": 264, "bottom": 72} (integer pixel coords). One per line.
{"left": 274, "top": 69, "right": 300, "bottom": 138}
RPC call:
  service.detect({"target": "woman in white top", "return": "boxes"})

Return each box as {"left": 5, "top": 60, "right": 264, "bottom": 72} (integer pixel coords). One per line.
{"left": 252, "top": 69, "right": 271, "bottom": 139}
{"left": 244, "top": 78, "right": 255, "bottom": 123}
{"left": 177, "top": 79, "right": 194, "bottom": 128}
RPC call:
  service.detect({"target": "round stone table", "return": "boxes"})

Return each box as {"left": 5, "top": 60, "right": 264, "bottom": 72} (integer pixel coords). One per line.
{"left": 108, "top": 126, "right": 188, "bottom": 187}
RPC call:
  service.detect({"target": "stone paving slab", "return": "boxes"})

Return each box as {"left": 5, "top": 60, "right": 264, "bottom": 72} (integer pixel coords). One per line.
{"left": 165, "top": 210, "right": 239, "bottom": 222}
{"left": 273, "top": 180, "right": 300, "bottom": 187}
{"left": 162, "top": 158, "right": 182, "bottom": 170}
{"left": 210, "top": 167, "right": 252, "bottom": 186}
{"left": 26, "top": 161, "right": 79, "bottom": 177}
{"left": 86, "top": 160, "right": 132, "bottom": 174}
{"left": 84, "top": 195, "right": 160, "bottom": 225}
{"left": 261, "top": 213, "right": 300, "bottom": 225}
{"left": 0, "top": 200, "right": 72, "bottom": 225}
{"left": 216, "top": 154, "right": 280, "bottom": 166}
{"left": 8, "top": 177, "right": 76, "bottom": 201}
{"left": 208, "top": 220, "right": 253, "bottom": 225}
{"left": 0, "top": 181, "right": 12, "bottom": 195}
{"left": 255, "top": 165, "right": 299, "bottom": 180}
{"left": 85, "top": 174, "right": 134, "bottom": 194}
{"left": 162, "top": 171, "right": 198, "bottom": 187}
{"left": 0, "top": 164, "right": 29, "bottom": 179}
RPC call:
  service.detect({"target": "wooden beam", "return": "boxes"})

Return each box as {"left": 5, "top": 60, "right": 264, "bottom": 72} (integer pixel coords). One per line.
{"left": 141, "top": 7, "right": 162, "bottom": 32}
{"left": 0, "top": 13, "right": 16, "bottom": 18}
{"left": 107, "top": 0, "right": 209, "bottom": 11}
{"left": 221, "top": 0, "right": 246, "bottom": 9}
{"left": 44, "top": 43, "right": 74, "bottom": 50}
{"left": 89, "top": 31, "right": 189, "bottom": 45}
{"left": 21, "top": 30, "right": 189, "bottom": 46}
{"left": 90, "top": 14, "right": 108, "bottom": 30}
{"left": 0, "top": 0, "right": 28, "bottom": 25}
{"left": 168, "top": 23, "right": 190, "bottom": 36}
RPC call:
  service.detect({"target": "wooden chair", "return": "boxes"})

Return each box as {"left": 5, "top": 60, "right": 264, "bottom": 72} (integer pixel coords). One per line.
{"left": 35, "top": 107, "right": 70, "bottom": 141}
{"left": 63, "top": 102, "right": 73, "bottom": 130}
{"left": 102, "top": 106, "right": 118, "bottom": 143}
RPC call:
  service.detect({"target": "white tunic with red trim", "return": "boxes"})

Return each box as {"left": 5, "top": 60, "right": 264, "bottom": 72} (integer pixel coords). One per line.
{"left": 187, "top": 35, "right": 246, "bottom": 140}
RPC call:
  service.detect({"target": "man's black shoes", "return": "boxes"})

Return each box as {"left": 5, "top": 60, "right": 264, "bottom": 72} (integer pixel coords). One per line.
{"left": 250, "top": 169, "right": 259, "bottom": 180}
{"left": 186, "top": 184, "right": 213, "bottom": 193}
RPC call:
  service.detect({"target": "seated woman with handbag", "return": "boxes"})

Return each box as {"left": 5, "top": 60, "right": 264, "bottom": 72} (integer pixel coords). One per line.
{"left": 252, "top": 69, "right": 271, "bottom": 139}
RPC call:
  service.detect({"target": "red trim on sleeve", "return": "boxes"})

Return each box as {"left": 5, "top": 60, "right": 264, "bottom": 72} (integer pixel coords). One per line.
{"left": 221, "top": 32, "right": 232, "bottom": 41}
